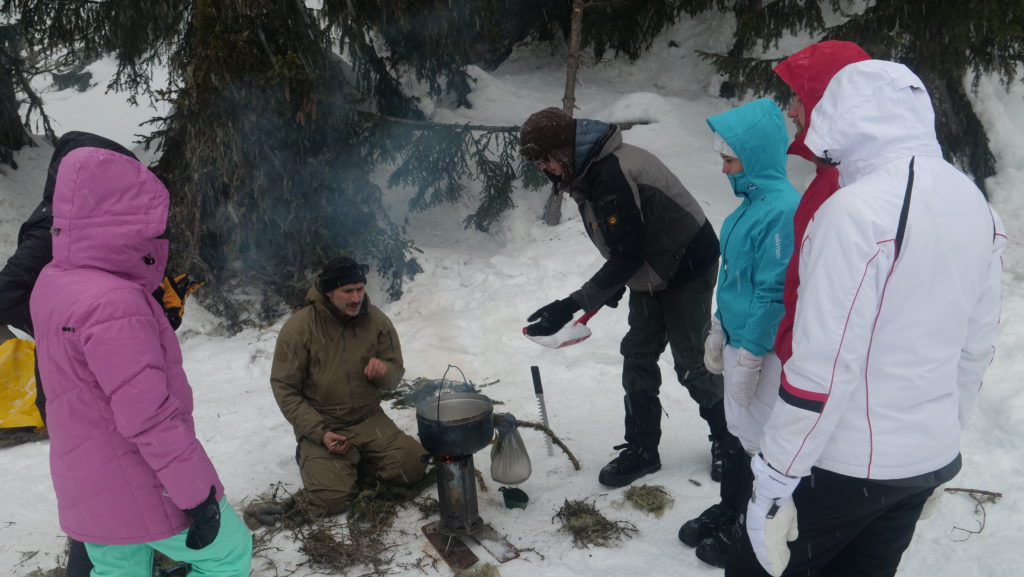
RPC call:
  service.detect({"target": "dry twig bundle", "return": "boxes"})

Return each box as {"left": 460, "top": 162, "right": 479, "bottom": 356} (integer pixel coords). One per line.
{"left": 621, "top": 484, "right": 674, "bottom": 518}
{"left": 553, "top": 498, "right": 638, "bottom": 548}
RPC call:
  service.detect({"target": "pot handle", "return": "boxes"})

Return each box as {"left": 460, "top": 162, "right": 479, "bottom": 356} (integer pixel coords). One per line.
{"left": 435, "top": 363, "right": 471, "bottom": 415}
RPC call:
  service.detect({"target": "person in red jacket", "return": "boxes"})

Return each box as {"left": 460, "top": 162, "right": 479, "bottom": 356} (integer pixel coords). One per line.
{"left": 771, "top": 40, "right": 869, "bottom": 367}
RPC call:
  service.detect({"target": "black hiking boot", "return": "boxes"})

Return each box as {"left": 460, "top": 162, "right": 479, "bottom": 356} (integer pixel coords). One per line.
{"left": 710, "top": 435, "right": 723, "bottom": 482}
{"left": 678, "top": 503, "right": 730, "bottom": 547}
{"left": 695, "top": 520, "right": 740, "bottom": 569}
{"left": 598, "top": 444, "right": 661, "bottom": 488}
{"left": 700, "top": 400, "right": 728, "bottom": 482}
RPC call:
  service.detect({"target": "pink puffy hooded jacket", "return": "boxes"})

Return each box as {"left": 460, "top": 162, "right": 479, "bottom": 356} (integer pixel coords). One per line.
{"left": 30, "top": 142, "right": 223, "bottom": 545}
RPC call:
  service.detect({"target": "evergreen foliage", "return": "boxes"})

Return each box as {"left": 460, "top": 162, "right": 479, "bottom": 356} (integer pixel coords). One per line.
{"left": 5, "top": 0, "right": 187, "bottom": 103}
{"left": 0, "top": 25, "right": 31, "bottom": 168}
{"left": 2, "top": 0, "right": 551, "bottom": 322}
{"left": 147, "top": 0, "right": 424, "bottom": 321}
{"left": 699, "top": 0, "right": 1024, "bottom": 193}
{"left": 7, "top": 0, "right": 1013, "bottom": 324}
{"left": 0, "top": 0, "right": 718, "bottom": 324}
{"left": 317, "top": 0, "right": 723, "bottom": 110}
{"left": 582, "top": 0, "right": 726, "bottom": 62}
{"left": 386, "top": 121, "right": 527, "bottom": 231}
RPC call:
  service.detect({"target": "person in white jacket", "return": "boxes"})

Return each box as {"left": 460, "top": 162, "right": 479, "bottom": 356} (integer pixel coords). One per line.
{"left": 726, "top": 60, "right": 1006, "bottom": 577}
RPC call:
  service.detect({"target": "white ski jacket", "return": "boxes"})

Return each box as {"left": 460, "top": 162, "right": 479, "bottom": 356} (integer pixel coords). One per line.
{"left": 760, "top": 60, "right": 1006, "bottom": 480}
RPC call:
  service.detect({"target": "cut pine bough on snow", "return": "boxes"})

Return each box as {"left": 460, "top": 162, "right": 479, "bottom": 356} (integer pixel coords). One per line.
{"left": 515, "top": 419, "right": 581, "bottom": 470}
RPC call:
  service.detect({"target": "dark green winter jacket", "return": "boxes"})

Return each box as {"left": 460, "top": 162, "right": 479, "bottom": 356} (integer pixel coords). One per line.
{"left": 270, "top": 285, "right": 404, "bottom": 445}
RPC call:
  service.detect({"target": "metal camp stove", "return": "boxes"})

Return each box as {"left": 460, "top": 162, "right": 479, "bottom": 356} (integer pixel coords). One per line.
{"left": 416, "top": 392, "right": 519, "bottom": 569}
{"left": 432, "top": 453, "right": 484, "bottom": 535}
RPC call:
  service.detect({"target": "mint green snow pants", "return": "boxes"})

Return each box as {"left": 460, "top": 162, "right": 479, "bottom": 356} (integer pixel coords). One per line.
{"left": 84, "top": 498, "right": 252, "bottom": 577}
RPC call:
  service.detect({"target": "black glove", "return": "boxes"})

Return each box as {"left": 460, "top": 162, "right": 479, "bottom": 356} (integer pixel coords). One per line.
{"left": 184, "top": 486, "right": 221, "bottom": 550}
{"left": 525, "top": 297, "right": 581, "bottom": 337}
{"left": 152, "top": 274, "right": 205, "bottom": 330}
{"left": 605, "top": 286, "right": 627, "bottom": 308}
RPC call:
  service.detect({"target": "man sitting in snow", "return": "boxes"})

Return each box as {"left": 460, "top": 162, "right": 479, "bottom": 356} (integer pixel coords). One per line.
{"left": 518, "top": 107, "right": 729, "bottom": 488}
{"left": 269, "top": 256, "right": 425, "bottom": 514}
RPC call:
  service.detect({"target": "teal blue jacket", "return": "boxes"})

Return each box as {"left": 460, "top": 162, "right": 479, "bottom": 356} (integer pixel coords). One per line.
{"left": 707, "top": 98, "right": 799, "bottom": 356}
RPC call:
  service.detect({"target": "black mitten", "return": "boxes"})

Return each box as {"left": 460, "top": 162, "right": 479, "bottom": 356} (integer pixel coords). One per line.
{"left": 183, "top": 486, "right": 221, "bottom": 550}
{"left": 605, "top": 286, "right": 627, "bottom": 308}
{"left": 525, "top": 297, "right": 580, "bottom": 337}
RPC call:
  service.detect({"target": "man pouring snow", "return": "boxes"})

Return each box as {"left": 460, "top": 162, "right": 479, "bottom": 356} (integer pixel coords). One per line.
{"left": 518, "top": 107, "right": 729, "bottom": 488}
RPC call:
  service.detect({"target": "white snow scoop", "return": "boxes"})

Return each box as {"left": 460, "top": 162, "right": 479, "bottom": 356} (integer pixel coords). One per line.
{"left": 523, "top": 309, "right": 599, "bottom": 349}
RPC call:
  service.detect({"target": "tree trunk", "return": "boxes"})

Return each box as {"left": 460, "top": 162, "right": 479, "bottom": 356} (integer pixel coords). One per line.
{"left": 915, "top": 67, "right": 995, "bottom": 197}
{"left": 561, "top": 0, "right": 584, "bottom": 115}
{"left": 545, "top": 0, "right": 584, "bottom": 227}
{"left": 0, "top": 42, "right": 33, "bottom": 169}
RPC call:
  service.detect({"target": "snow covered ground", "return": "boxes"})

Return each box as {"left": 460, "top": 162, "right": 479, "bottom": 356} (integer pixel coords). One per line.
{"left": 2, "top": 13, "right": 1023, "bottom": 577}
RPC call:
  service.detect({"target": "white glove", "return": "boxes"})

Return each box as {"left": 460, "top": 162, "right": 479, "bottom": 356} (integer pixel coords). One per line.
{"left": 747, "top": 454, "right": 802, "bottom": 577}
{"left": 704, "top": 317, "right": 725, "bottom": 374}
{"left": 727, "top": 348, "right": 763, "bottom": 407}
{"left": 918, "top": 483, "right": 946, "bottom": 521}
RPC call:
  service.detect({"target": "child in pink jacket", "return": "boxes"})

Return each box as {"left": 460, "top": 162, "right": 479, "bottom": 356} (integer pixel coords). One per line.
{"left": 30, "top": 137, "right": 251, "bottom": 575}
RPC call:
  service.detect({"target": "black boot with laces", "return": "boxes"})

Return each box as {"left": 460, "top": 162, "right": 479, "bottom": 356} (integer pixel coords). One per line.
{"left": 695, "top": 517, "right": 741, "bottom": 568}
{"left": 598, "top": 443, "right": 661, "bottom": 488}
{"left": 678, "top": 503, "right": 730, "bottom": 547}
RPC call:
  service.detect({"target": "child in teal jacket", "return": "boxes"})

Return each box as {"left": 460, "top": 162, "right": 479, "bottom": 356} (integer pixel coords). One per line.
{"left": 679, "top": 98, "right": 799, "bottom": 568}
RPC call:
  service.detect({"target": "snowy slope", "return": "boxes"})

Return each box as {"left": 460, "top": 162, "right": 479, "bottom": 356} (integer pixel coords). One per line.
{"left": 2, "top": 12, "right": 1023, "bottom": 577}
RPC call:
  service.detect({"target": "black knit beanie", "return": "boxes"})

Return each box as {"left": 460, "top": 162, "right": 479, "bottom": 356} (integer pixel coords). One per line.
{"left": 318, "top": 257, "right": 368, "bottom": 293}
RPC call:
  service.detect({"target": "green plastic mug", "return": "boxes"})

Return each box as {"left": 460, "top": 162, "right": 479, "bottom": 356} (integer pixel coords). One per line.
{"left": 499, "top": 486, "right": 529, "bottom": 509}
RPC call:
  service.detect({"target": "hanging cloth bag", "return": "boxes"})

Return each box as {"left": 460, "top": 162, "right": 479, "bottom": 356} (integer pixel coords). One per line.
{"left": 490, "top": 413, "right": 532, "bottom": 485}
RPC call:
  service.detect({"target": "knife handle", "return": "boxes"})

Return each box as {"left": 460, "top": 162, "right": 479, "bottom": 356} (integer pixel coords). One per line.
{"left": 531, "top": 365, "right": 543, "bottom": 395}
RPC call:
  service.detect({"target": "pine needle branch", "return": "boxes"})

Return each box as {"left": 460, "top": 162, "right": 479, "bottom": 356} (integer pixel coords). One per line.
{"left": 515, "top": 420, "right": 581, "bottom": 471}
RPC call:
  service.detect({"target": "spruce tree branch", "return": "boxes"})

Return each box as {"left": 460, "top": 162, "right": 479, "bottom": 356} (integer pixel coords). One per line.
{"left": 515, "top": 420, "right": 581, "bottom": 471}
{"left": 12, "top": 59, "right": 55, "bottom": 144}
{"left": 356, "top": 110, "right": 517, "bottom": 133}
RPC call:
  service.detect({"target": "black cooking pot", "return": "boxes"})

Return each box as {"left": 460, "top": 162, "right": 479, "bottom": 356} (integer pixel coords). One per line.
{"left": 416, "top": 393, "right": 495, "bottom": 456}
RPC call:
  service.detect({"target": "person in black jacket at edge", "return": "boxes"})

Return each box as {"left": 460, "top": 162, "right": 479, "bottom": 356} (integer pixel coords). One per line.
{"left": 0, "top": 131, "right": 202, "bottom": 577}
{"left": 519, "top": 107, "right": 732, "bottom": 488}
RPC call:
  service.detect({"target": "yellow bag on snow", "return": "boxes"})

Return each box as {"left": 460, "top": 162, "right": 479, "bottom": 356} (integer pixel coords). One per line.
{"left": 0, "top": 338, "right": 43, "bottom": 430}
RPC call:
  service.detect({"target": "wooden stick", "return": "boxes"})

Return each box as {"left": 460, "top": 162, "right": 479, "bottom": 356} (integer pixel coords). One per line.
{"left": 944, "top": 487, "right": 1003, "bottom": 499}
{"left": 515, "top": 420, "right": 581, "bottom": 471}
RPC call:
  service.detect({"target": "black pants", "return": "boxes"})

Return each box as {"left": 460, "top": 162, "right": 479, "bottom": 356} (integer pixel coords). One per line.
{"left": 720, "top": 441, "right": 751, "bottom": 517}
{"left": 33, "top": 356, "right": 46, "bottom": 424}
{"left": 619, "top": 265, "right": 724, "bottom": 456}
{"left": 726, "top": 468, "right": 935, "bottom": 577}
{"left": 66, "top": 538, "right": 93, "bottom": 577}
{"left": 620, "top": 264, "right": 723, "bottom": 407}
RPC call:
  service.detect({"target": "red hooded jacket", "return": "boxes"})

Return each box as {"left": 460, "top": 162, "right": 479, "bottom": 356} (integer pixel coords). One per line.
{"left": 772, "top": 40, "right": 870, "bottom": 366}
